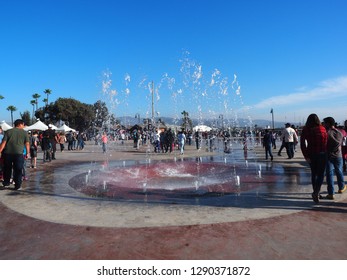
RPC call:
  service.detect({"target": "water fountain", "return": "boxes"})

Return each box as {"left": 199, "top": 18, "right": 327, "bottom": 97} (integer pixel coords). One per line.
{"left": 68, "top": 51, "right": 263, "bottom": 206}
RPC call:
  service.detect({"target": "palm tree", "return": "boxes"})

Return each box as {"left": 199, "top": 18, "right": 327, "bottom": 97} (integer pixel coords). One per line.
{"left": 44, "top": 89, "right": 52, "bottom": 106}
{"left": 30, "top": 100, "right": 36, "bottom": 122}
{"left": 32, "top": 93, "right": 41, "bottom": 110}
{"left": 6, "top": 105, "right": 17, "bottom": 126}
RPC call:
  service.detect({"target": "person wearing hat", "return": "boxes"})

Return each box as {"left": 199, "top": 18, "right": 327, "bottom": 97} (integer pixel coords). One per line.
{"left": 281, "top": 122, "right": 298, "bottom": 159}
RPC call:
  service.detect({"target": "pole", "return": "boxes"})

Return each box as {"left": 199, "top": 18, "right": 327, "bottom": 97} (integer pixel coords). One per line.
{"left": 271, "top": 108, "right": 274, "bottom": 130}
{"left": 151, "top": 81, "right": 155, "bottom": 125}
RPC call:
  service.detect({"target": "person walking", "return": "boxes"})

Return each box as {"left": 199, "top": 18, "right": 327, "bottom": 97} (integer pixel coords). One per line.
{"left": 177, "top": 129, "right": 186, "bottom": 155}
{"left": 165, "top": 128, "right": 174, "bottom": 153}
{"left": 22, "top": 146, "right": 28, "bottom": 181}
{"left": 153, "top": 129, "right": 160, "bottom": 153}
{"left": 57, "top": 132, "right": 66, "bottom": 152}
{"left": 29, "top": 131, "right": 39, "bottom": 168}
{"left": 323, "top": 117, "right": 346, "bottom": 199}
{"left": 300, "top": 114, "right": 328, "bottom": 203}
{"left": 271, "top": 130, "right": 277, "bottom": 150}
{"left": 341, "top": 120, "right": 347, "bottom": 172}
{"left": 281, "top": 123, "right": 298, "bottom": 159}
{"left": 41, "top": 134, "right": 52, "bottom": 162}
{"left": 101, "top": 132, "right": 108, "bottom": 153}
{"left": 77, "top": 132, "right": 85, "bottom": 150}
{"left": 0, "top": 119, "right": 30, "bottom": 190}
{"left": 263, "top": 129, "right": 273, "bottom": 161}
{"left": 195, "top": 129, "right": 202, "bottom": 150}
{"left": 46, "top": 125, "right": 57, "bottom": 159}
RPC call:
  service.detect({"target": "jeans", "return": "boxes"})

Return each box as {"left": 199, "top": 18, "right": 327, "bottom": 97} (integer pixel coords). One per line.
{"left": 3, "top": 153, "right": 24, "bottom": 187}
{"left": 179, "top": 141, "right": 185, "bottom": 154}
{"left": 43, "top": 149, "right": 51, "bottom": 162}
{"left": 195, "top": 139, "right": 201, "bottom": 149}
{"left": 326, "top": 156, "right": 345, "bottom": 195}
{"left": 309, "top": 153, "right": 327, "bottom": 195}
{"left": 264, "top": 144, "right": 273, "bottom": 160}
{"left": 278, "top": 140, "right": 286, "bottom": 155}
{"left": 286, "top": 142, "right": 295, "bottom": 158}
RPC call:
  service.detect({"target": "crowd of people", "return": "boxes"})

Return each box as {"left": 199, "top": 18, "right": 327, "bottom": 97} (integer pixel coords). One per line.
{"left": 0, "top": 120, "right": 88, "bottom": 190}
{"left": 0, "top": 116, "right": 346, "bottom": 204}
{"left": 130, "top": 127, "right": 250, "bottom": 155}
{"left": 262, "top": 123, "right": 299, "bottom": 161}
{"left": 260, "top": 115, "right": 347, "bottom": 203}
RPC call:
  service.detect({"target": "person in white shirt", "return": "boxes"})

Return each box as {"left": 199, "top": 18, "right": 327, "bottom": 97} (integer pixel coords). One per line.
{"left": 281, "top": 123, "right": 298, "bottom": 159}
{"left": 177, "top": 129, "right": 186, "bottom": 155}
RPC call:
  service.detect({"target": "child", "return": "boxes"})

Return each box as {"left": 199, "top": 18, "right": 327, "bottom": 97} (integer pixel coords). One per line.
{"left": 22, "top": 146, "right": 28, "bottom": 181}
{"left": 30, "top": 131, "right": 39, "bottom": 168}
{"left": 101, "top": 132, "right": 108, "bottom": 153}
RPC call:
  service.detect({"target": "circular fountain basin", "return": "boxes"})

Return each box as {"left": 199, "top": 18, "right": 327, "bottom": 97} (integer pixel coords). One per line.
{"left": 69, "top": 158, "right": 263, "bottom": 204}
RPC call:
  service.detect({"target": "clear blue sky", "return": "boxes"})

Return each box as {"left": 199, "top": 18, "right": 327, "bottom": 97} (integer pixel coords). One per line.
{"left": 1, "top": 0, "right": 347, "bottom": 127}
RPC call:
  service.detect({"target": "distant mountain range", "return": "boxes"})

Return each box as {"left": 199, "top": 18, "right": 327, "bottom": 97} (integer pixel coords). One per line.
{"left": 118, "top": 116, "right": 300, "bottom": 129}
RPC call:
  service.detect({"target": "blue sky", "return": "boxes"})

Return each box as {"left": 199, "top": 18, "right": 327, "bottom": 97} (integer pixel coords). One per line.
{"left": 1, "top": 0, "right": 347, "bottom": 127}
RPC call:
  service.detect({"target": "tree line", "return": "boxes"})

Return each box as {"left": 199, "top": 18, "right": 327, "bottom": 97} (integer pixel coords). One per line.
{"left": 0, "top": 89, "right": 117, "bottom": 133}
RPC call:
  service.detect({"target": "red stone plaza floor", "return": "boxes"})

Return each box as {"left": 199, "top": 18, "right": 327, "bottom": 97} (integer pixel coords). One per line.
{"left": 0, "top": 141, "right": 346, "bottom": 260}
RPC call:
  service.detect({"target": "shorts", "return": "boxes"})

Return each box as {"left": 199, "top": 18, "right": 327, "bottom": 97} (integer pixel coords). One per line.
{"left": 30, "top": 147, "right": 37, "bottom": 157}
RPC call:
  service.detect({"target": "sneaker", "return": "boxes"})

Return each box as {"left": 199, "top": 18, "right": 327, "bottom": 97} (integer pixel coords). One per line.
{"left": 2, "top": 181, "right": 10, "bottom": 187}
{"left": 325, "top": 194, "right": 335, "bottom": 200}
{"left": 13, "top": 184, "right": 21, "bottom": 190}
{"left": 338, "top": 185, "right": 347, "bottom": 193}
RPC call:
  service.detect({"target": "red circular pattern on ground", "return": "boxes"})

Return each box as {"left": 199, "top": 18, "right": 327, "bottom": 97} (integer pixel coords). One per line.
{"left": 69, "top": 161, "right": 270, "bottom": 203}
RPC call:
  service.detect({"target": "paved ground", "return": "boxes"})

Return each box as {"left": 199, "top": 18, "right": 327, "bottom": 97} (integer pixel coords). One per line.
{"left": 0, "top": 140, "right": 346, "bottom": 259}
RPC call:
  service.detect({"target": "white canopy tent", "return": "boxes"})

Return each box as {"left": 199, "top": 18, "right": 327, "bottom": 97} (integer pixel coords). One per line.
{"left": 0, "top": 121, "right": 13, "bottom": 131}
{"left": 48, "top": 124, "right": 59, "bottom": 130}
{"left": 24, "top": 120, "right": 48, "bottom": 131}
{"left": 193, "top": 125, "right": 212, "bottom": 132}
{"left": 56, "top": 124, "right": 76, "bottom": 132}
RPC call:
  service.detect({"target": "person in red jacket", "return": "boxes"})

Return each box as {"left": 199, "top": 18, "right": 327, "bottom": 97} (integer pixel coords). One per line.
{"left": 300, "top": 113, "right": 328, "bottom": 203}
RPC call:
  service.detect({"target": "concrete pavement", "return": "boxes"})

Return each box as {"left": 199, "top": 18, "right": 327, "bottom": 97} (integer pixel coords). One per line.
{"left": 0, "top": 140, "right": 346, "bottom": 259}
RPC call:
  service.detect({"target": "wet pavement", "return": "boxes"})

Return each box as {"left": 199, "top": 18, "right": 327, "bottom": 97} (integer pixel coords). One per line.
{"left": 0, "top": 141, "right": 346, "bottom": 259}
